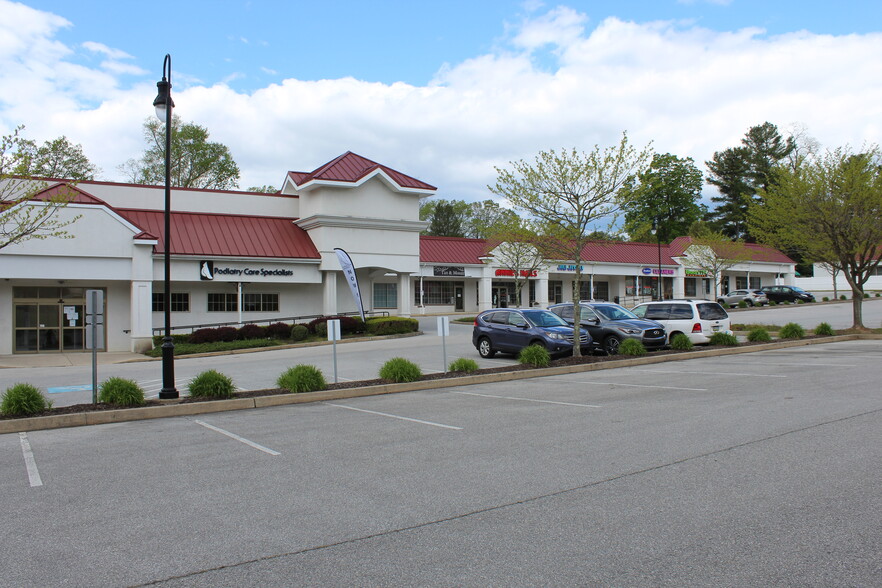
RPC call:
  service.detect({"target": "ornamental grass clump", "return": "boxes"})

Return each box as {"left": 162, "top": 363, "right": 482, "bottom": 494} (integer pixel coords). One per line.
{"left": 1, "top": 383, "right": 51, "bottom": 416}
{"left": 188, "top": 370, "right": 236, "bottom": 399}
{"left": 708, "top": 332, "right": 739, "bottom": 346}
{"left": 779, "top": 322, "right": 806, "bottom": 339}
{"left": 814, "top": 322, "right": 835, "bottom": 336}
{"left": 448, "top": 358, "right": 479, "bottom": 373}
{"left": 670, "top": 334, "right": 693, "bottom": 350}
{"left": 379, "top": 357, "right": 422, "bottom": 382}
{"left": 99, "top": 377, "right": 146, "bottom": 407}
{"left": 277, "top": 365, "right": 327, "bottom": 393}
{"left": 747, "top": 327, "right": 772, "bottom": 343}
{"left": 619, "top": 338, "right": 646, "bottom": 356}
{"left": 518, "top": 344, "right": 550, "bottom": 368}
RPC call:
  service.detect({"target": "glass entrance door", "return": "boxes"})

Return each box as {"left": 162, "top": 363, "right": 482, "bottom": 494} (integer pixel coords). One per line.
{"left": 12, "top": 287, "right": 91, "bottom": 353}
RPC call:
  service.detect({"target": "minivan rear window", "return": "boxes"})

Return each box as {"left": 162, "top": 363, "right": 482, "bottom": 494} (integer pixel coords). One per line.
{"left": 697, "top": 303, "right": 728, "bottom": 320}
{"left": 670, "top": 304, "right": 693, "bottom": 319}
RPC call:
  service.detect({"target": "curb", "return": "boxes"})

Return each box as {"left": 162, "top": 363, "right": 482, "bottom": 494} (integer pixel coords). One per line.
{"left": 2, "top": 334, "right": 879, "bottom": 434}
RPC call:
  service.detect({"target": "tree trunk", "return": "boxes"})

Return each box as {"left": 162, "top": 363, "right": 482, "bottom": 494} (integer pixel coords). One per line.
{"left": 572, "top": 266, "right": 582, "bottom": 357}
{"left": 851, "top": 287, "right": 865, "bottom": 330}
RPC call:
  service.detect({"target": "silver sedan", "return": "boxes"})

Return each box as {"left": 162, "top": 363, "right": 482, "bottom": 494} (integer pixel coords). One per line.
{"left": 717, "top": 289, "right": 768, "bottom": 307}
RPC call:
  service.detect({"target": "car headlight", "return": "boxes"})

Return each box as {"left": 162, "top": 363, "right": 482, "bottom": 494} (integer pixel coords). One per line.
{"left": 617, "top": 327, "right": 641, "bottom": 335}
{"left": 547, "top": 332, "right": 566, "bottom": 340}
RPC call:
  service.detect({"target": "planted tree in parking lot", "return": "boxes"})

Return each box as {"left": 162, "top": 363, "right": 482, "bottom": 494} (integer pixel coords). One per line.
{"left": 490, "top": 133, "right": 652, "bottom": 356}
{"left": 486, "top": 222, "right": 548, "bottom": 308}
{"left": 749, "top": 146, "right": 882, "bottom": 330}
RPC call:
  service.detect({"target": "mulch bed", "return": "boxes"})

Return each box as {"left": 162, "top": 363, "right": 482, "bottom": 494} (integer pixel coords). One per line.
{"left": 2, "top": 337, "right": 825, "bottom": 420}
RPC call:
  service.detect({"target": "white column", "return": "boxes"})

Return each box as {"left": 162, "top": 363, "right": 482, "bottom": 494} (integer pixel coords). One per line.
{"left": 537, "top": 274, "right": 549, "bottom": 308}
{"left": 479, "top": 275, "right": 493, "bottom": 311}
{"left": 322, "top": 271, "right": 338, "bottom": 315}
{"left": 129, "top": 281, "right": 154, "bottom": 353}
{"left": 397, "top": 273, "right": 412, "bottom": 317}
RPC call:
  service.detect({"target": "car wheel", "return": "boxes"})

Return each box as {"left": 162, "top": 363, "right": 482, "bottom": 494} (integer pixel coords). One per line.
{"left": 746, "top": 299, "right": 754, "bottom": 307}
{"left": 603, "top": 336, "right": 621, "bottom": 355}
{"left": 477, "top": 337, "right": 496, "bottom": 358}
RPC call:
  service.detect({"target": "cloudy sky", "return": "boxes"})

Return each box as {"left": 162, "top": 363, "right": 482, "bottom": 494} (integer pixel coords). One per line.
{"left": 2, "top": 0, "right": 882, "bottom": 202}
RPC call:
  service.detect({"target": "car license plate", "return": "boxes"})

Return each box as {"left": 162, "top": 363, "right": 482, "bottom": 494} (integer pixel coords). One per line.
{"left": 712, "top": 325, "right": 720, "bottom": 331}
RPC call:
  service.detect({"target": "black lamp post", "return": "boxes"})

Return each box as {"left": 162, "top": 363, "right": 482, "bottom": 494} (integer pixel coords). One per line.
{"left": 651, "top": 218, "right": 663, "bottom": 301}
{"left": 153, "top": 54, "right": 178, "bottom": 399}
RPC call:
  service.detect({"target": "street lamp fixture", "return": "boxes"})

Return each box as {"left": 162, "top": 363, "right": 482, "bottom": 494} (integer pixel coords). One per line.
{"left": 153, "top": 54, "right": 178, "bottom": 400}
{"left": 651, "top": 218, "right": 663, "bottom": 301}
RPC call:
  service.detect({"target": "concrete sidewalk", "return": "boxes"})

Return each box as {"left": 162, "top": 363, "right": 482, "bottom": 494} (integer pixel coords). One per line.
{"left": 0, "top": 351, "right": 150, "bottom": 369}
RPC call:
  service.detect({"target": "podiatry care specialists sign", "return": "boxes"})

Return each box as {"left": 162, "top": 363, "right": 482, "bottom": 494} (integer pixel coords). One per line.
{"left": 199, "top": 260, "right": 294, "bottom": 280}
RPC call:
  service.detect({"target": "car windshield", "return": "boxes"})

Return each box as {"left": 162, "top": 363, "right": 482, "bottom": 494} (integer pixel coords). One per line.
{"left": 523, "top": 310, "right": 569, "bottom": 327}
{"left": 592, "top": 305, "right": 638, "bottom": 321}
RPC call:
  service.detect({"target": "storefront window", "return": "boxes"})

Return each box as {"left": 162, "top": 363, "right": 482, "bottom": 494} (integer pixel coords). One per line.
{"left": 207, "top": 293, "right": 237, "bottom": 312}
{"left": 243, "top": 293, "right": 279, "bottom": 312}
{"left": 152, "top": 293, "right": 190, "bottom": 312}
{"left": 415, "top": 281, "right": 455, "bottom": 305}
{"left": 374, "top": 283, "right": 397, "bottom": 308}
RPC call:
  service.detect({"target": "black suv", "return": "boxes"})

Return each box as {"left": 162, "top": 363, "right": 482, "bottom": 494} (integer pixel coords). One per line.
{"left": 548, "top": 302, "right": 667, "bottom": 354}
{"left": 760, "top": 285, "right": 815, "bottom": 303}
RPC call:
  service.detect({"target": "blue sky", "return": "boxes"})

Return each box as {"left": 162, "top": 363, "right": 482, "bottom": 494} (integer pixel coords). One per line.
{"left": 21, "top": 0, "right": 882, "bottom": 90}
{"left": 4, "top": 1, "right": 882, "bottom": 203}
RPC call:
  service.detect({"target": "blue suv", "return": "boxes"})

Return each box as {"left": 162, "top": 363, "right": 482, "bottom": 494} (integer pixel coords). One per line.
{"left": 472, "top": 308, "right": 590, "bottom": 358}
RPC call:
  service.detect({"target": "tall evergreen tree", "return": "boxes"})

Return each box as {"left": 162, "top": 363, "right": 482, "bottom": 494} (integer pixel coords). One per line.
{"left": 705, "top": 122, "right": 794, "bottom": 241}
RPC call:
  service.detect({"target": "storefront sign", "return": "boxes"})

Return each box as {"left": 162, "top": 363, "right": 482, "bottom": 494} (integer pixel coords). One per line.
{"left": 556, "top": 265, "right": 584, "bottom": 272}
{"left": 641, "top": 267, "right": 675, "bottom": 276}
{"left": 685, "top": 269, "right": 709, "bottom": 277}
{"left": 495, "top": 269, "right": 538, "bottom": 277}
{"left": 200, "top": 260, "right": 294, "bottom": 280}
{"left": 434, "top": 266, "right": 465, "bottom": 277}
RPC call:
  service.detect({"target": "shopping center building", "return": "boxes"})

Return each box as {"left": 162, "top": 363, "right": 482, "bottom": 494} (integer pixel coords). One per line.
{"left": 1, "top": 151, "right": 795, "bottom": 354}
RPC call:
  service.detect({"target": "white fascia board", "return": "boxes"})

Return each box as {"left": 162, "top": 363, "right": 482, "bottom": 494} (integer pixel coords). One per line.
{"left": 295, "top": 169, "right": 435, "bottom": 196}
{"left": 295, "top": 214, "right": 428, "bottom": 232}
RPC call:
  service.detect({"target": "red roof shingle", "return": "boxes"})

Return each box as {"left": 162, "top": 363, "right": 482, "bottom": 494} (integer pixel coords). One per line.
{"left": 288, "top": 152, "right": 436, "bottom": 191}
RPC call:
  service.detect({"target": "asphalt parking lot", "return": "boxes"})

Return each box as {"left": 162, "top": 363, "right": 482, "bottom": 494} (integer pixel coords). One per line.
{"left": 2, "top": 339, "right": 880, "bottom": 586}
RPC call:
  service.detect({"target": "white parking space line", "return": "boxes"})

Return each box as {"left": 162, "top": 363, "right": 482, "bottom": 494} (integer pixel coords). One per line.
{"left": 19, "top": 433, "right": 43, "bottom": 487}
{"left": 714, "top": 361, "right": 857, "bottom": 368}
{"left": 452, "top": 390, "right": 601, "bottom": 408}
{"left": 546, "top": 378, "right": 708, "bottom": 392}
{"left": 636, "top": 369, "right": 787, "bottom": 378}
{"left": 324, "top": 403, "right": 463, "bottom": 430}
{"left": 193, "top": 420, "right": 281, "bottom": 455}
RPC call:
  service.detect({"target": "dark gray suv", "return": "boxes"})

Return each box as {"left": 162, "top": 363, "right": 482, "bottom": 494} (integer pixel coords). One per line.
{"left": 549, "top": 302, "right": 667, "bottom": 354}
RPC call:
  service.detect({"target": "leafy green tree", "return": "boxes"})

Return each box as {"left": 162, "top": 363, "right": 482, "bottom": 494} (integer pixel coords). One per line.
{"left": 246, "top": 185, "right": 278, "bottom": 193}
{"left": 486, "top": 222, "right": 547, "bottom": 307}
{"left": 0, "top": 127, "right": 81, "bottom": 250}
{"left": 749, "top": 146, "right": 882, "bottom": 329}
{"left": 680, "top": 233, "right": 755, "bottom": 300}
{"left": 622, "top": 152, "right": 705, "bottom": 242}
{"left": 121, "top": 116, "right": 240, "bottom": 190}
{"left": 466, "top": 199, "right": 521, "bottom": 238}
{"left": 705, "top": 122, "right": 795, "bottom": 240}
{"left": 14, "top": 135, "right": 99, "bottom": 180}
{"left": 420, "top": 199, "right": 470, "bottom": 236}
{"left": 490, "top": 132, "right": 652, "bottom": 356}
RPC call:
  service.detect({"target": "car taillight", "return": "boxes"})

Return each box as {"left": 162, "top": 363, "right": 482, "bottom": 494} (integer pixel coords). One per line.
{"left": 692, "top": 323, "right": 702, "bottom": 333}
{"left": 474, "top": 319, "right": 479, "bottom": 326}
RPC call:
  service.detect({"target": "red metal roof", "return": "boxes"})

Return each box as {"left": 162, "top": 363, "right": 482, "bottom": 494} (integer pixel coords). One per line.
{"left": 30, "top": 183, "right": 109, "bottom": 206}
{"left": 420, "top": 236, "right": 491, "bottom": 264}
{"left": 288, "top": 152, "right": 436, "bottom": 191}
{"left": 579, "top": 240, "right": 678, "bottom": 265}
{"left": 116, "top": 209, "right": 320, "bottom": 259}
{"left": 668, "top": 236, "right": 794, "bottom": 263}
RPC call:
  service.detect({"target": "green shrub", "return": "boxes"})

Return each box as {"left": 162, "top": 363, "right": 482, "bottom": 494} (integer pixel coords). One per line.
{"left": 152, "top": 334, "right": 190, "bottom": 347}
{"left": 290, "top": 324, "right": 309, "bottom": 341}
{"left": 708, "top": 332, "right": 739, "bottom": 346}
{"left": 737, "top": 300, "right": 748, "bottom": 308}
{"left": 840, "top": 295, "right": 847, "bottom": 300}
{"left": 188, "top": 370, "right": 236, "bottom": 399}
{"left": 144, "top": 338, "right": 280, "bottom": 357}
{"left": 779, "top": 322, "right": 806, "bottom": 339}
{"left": 747, "top": 327, "right": 772, "bottom": 342}
{"left": 315, "top": 322, "right": 328, "bottom": 337}
{"left": 448, "top": 358, "right": 479, "bottom": 373}
{"left": 365, "top": 317, "right": 420, "bottom": 335}
{"left": 814, "top": 322, "right": 835, "bottom": 336}
{"left": 619, "top": 338, "right": 646, "bottom": 356}
{"left": 770, "top": 301, "right": 777, "bottom": 306}
{"left": 864, "top": 292, "right": 870, "bottom": 298}
{"left": 266, "top": 322, "right": 293, "bottom": 339}
{"left": 276, "top": 365, "right": 327, "bottom": 393}
{"left": 518, "top": 344, "right": 551, "bottom": 367}
{"left": 379, "top": 357, "right": 423, "bottom": 382}
{"left": 822, "top": 296, "right": 830, "bottom": 302}
{"left": 797, "top": 299, "right": 804, "bottom": 304}
{"left": 1, "top": 383, "right": 51, "bottom": 416}
{"left": 99, "top": 377, "right": 146, "bottom": 407}
{"left": 307, "top": 316, "right": 365, "bottom": 335}
{"left": 876, "top": 293, "right": 881, "bottom": 297}
{"left": 670, "top": 333, "right": 693, "bottom": 350}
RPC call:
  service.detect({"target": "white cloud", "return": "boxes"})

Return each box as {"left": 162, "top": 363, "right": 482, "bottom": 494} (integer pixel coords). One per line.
{"left": 82, "top": 41, "right": 132, "bottom": 60}
{"left": 2, "top": 2, "right": 882, "bottom": 205}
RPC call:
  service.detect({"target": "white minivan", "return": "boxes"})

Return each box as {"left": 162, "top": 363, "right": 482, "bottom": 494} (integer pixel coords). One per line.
{"left": 630, "top": 299, "right": 732, "bottom": 345}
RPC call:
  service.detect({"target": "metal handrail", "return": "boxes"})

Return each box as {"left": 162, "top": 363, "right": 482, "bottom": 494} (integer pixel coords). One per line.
{"left": 151, "top": 310, "right": 390, "bottom": 336}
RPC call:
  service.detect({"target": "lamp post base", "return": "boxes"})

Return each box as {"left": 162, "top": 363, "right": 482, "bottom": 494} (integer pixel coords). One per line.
{"left": 159, "top": 336, "right": 178, "bottom": 399}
